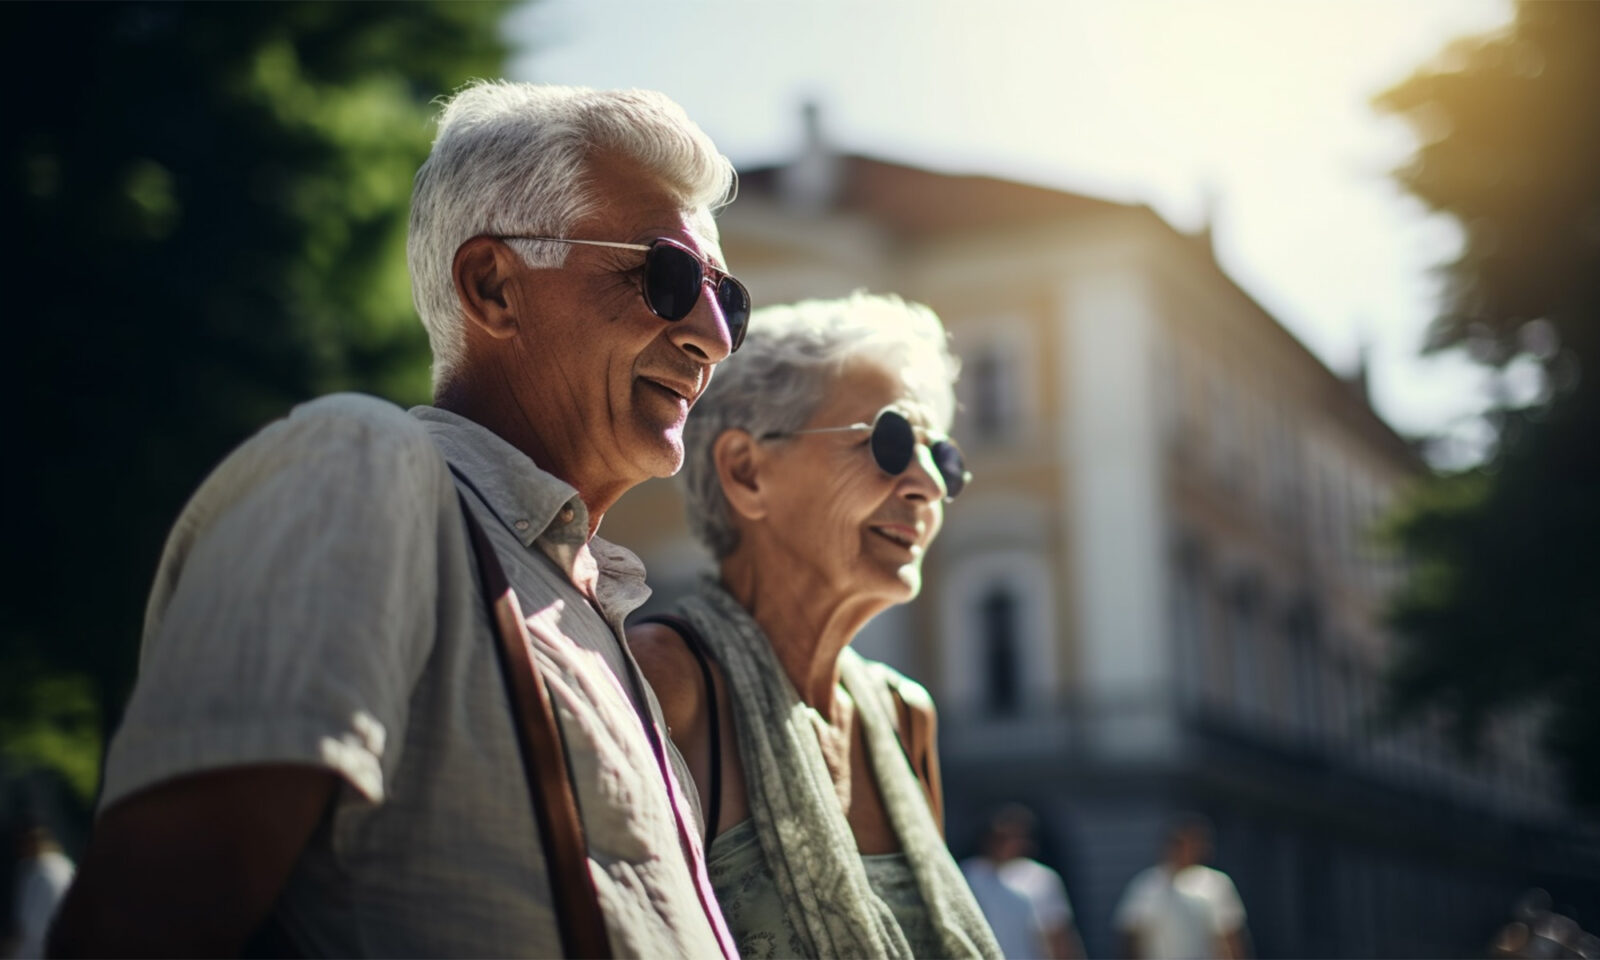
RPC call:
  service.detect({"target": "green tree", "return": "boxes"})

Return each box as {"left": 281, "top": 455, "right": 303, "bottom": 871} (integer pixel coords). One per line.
{"left": 1376, "top": 0, "right": 1600, "bottom": 806}
{"left": 1, "top": 2, "right": 508, "bottom": 802}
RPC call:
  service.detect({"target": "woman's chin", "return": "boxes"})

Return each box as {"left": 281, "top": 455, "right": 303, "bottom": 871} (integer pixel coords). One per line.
{"left": 839, "top": 554, "right": 924, "bottom": 608}
{"left": 892, "top": 564, "right": 924, "bottom": 601}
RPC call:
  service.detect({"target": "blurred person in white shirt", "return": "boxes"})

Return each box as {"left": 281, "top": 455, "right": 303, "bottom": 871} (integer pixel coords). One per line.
{"left": 10, "top": 825, "right": 73, "bottom": 960}
{"left": 962, "top": 804, "right": 1085, "bottom": 959}
{"left": 1115, "top": 814, "right": 1248, "bottom": 960}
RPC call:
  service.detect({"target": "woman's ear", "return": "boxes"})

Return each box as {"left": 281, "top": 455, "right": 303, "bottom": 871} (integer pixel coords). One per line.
{"left": 714, "top": 429, "right": 767, "bottom": 522}
{"left": 452, "top": 236, "right": 521, "bottom": 340}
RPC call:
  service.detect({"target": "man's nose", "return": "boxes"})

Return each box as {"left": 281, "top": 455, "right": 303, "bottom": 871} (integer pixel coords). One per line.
{"left": 668, "top": 276, "right": 734, "bottom": 363}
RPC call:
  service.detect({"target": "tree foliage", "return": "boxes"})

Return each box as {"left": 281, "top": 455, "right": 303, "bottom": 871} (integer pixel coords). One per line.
{"left": 1, "top": 2, "right": 509, "bottom": 800}
{"left": 1377, "top": 0, "right": 1600, "bottom": 807}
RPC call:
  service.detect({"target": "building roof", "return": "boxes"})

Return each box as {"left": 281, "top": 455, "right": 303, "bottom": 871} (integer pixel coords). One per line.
{"left": 737, "top": 151, "right": 1425, "bottom": 472}
{"left": 738, "top": 154, "right": 1142, "bottom": 238}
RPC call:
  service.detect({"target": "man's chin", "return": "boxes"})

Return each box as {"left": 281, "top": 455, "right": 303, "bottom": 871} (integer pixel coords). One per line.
{"left": 651, "top": 453, "right": 686, "bottom": 479}
{"left": 634, "top": 429, "right": 686, "bottom": 479}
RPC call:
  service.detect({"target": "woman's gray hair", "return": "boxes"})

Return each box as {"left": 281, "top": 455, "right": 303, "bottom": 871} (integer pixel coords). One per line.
{"left": 408, "top": 81, "right": 736, "bottom": 389}
{"left": 684, "top": 291, "right": 960, "bottom": 558}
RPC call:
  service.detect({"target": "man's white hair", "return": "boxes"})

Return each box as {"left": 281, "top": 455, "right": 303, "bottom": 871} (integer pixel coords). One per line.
{"left": 407, "top": 81, "right": 736, "bottom": 390}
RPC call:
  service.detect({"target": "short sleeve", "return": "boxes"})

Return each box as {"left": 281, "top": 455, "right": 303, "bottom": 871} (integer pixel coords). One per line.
{"left": 100, "top": 396, "right": 453, "bottom": 814}
{"left": 1206, "top": 870, "right": 1246, "bottom": 935}
{"left": 1030, "top": 864, "right": 1073, "bottom": 929}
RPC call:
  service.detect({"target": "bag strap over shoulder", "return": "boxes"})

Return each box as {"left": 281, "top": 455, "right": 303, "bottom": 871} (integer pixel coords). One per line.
{"left": 453, "top": 478, "right": 612, "bottom": 959}
{"left": 635, "top": 613, "right": 723, "bottom": 851}
{"left": 887, "top": 675, "right": 945, "bottom": 837}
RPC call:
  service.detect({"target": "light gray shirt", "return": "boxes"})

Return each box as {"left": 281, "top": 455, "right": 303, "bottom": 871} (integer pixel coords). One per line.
{"left": 102, "top": 393, "right": 722, "bottom": 958}
{"left": 960, "top": 858, "right": 1048, "bottom": 960}
{"left": 1115, "top": 865, "right": 1245, "bottom": 960}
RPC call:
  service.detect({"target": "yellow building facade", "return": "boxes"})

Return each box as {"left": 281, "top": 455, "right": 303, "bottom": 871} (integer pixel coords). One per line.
{"left": 603, "top": 143, "right": 1586, "bottom": 957}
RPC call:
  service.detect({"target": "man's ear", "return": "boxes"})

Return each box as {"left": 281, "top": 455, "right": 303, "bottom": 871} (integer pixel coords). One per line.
{"left": 714, "top": 429, "right": 767, "bottom": 522}
{"left": 452, "top": 236, "right": 521, "bottom": 340}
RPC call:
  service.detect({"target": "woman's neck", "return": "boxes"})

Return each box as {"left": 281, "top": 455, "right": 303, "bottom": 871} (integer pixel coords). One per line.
{"left": 718, "top": 550, "right": 886, "bottom": 723}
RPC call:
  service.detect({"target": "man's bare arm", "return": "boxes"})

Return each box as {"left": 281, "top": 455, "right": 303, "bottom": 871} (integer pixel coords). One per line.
{"left": 49, "top": 765, "right": 337, "bottom": 958}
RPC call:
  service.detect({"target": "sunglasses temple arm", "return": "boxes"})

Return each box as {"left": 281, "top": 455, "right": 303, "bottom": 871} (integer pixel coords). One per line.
{"left": 784, "top": 423, "right": 874, "bottom": 437}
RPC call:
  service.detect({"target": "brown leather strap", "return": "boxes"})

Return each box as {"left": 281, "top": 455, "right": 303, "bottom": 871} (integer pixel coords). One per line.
{"left": 456, "top": 488, "right": 612, "bottom": 959}
{"left": 889, "top": 679, "right": 945, "bottom": 837}
{"left": 635, "top": 614, "right": 723, "bottom": 850}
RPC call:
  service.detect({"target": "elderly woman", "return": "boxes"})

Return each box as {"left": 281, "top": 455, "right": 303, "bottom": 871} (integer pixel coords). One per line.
{"left": 629, "top": 293, "right": 1000, "bottom": 959}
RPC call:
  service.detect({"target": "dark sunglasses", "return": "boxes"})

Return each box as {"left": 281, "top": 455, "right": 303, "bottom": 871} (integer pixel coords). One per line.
{"left": 492, "top": 235, "right": 751, "bottom": 351}
{"left": 765, "top": 406, "right": 971, "bottom": 500}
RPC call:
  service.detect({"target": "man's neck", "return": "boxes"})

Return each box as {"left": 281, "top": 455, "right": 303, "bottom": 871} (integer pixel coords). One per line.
{"left": 434, "top": 381, "right": 624, "bottom": 539}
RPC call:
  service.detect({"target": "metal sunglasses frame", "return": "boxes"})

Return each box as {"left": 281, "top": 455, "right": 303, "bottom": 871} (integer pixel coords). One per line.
{"left": 764, "top": 406, "right": 972, "bottom": 501}
{"left": 491, "top": 235, "right": 749, "bottom": 350}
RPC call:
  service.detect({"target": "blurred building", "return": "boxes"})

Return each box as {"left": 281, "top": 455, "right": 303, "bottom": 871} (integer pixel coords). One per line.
{"left": 604, "top": 117, "right": 1598, "bottom": 957}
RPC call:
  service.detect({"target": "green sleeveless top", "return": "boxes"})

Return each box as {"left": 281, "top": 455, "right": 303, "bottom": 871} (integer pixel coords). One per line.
{"left": 707, "top": 818, "right": 944, "bottom": 960}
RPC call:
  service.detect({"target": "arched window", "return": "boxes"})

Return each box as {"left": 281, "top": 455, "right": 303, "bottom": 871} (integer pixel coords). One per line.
{"left": 980, "top": 586, "right": 1021, "bottom": 716}
{"left": 937, "top": 548, "right": 1058, "bottom": 721}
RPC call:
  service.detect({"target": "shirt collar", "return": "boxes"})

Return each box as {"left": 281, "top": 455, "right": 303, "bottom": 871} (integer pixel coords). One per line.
{"left": 409, "top": 405, "right": 590, "bottom": 550}
{"left": 408, "top": 405, "right": 650, "bottom": 613}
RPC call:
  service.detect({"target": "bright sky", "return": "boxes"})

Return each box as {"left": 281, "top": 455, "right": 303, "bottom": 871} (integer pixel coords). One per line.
{"left": 508, "top": 0, "right": 1516, "bottom": 465}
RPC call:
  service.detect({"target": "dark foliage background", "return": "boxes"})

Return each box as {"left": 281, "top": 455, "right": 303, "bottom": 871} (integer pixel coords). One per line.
{"left": 1378, "top": 0, "right": 1600, "bottom": 808}
{"left": 1, "top": 1, "right": 509, "bottom": 805}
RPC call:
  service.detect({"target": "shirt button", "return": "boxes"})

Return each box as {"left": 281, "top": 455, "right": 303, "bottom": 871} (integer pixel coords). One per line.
{"left": 559, "top": 507, "right": 575, "bottom": 524}
{"left": 513, "top": 519, "right": 530, "bottom": 531}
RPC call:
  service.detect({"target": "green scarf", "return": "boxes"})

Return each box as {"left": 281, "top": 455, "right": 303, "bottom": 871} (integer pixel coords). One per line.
{"left": 675, "top": 578, "right": 1003, "bottom": 959}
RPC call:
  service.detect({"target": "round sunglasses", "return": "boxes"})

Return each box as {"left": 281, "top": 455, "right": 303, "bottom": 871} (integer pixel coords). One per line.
{"left": 492, "top": 235, "right": 751, "bottom": 352}
{"left": 764, "top": 406, "right": 971, "bottom": 500}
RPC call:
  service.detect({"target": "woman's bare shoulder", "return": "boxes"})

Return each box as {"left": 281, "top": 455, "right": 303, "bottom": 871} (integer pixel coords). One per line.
{"left": 627, "top": 620, "right": 707, "bottom": 734}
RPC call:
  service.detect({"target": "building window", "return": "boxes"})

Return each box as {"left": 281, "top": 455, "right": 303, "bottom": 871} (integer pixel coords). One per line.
{"left": 1324, "top": 656, "right": 1349, "bottom": 747}
{"left": 1209, "top": 376, "right": 1244, "bottom": 492}
{"left": 954, "top": 316, "right": 1035, "bottom": 448}
{"left": 1227, "top": 580, "right": 1260, "bottom": 720}
{"left": 980, "top": 586, "right": 1022, "bottom": 716}
{"left": 968, "top": 343, "right": 1013, "bottom": 441}
{"left": 1267, "top": 409, "right": 1301, "bottom": 522}
{"left": 1170, "top": 539, "right": 1209, "bottom": 711}
{"left": 1288, "top": 604, "right": 1323, "bottom": 740}
{"left": 937, "top": 547, "right": 1058, "bottom": 721}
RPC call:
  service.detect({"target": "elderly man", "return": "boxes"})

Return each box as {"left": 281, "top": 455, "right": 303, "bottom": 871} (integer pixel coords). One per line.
{"left": 50, "top": 82, "right": 746, "bottom": 957}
